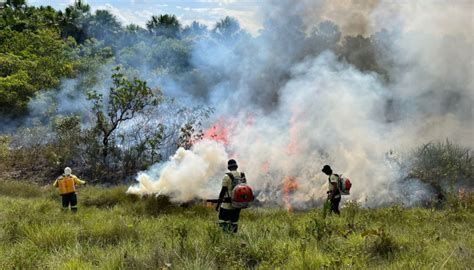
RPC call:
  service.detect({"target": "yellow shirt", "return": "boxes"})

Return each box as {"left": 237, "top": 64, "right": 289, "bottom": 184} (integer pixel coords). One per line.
{"left": 53, "top": 174, "right": 85, "bottom": 195}
{"left": 221, "top": 170, "right": 243, "bottom": 210}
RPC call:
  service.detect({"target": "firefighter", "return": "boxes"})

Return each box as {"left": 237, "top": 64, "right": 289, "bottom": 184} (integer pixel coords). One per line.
{"left": 215, "top": 159, "right": 245, "bottom": 233}
{"left": 53, "top": 167, "right": 86, "bottom": 213}
{"left": 322, "top": 165, "right": 341, "bottom": 215}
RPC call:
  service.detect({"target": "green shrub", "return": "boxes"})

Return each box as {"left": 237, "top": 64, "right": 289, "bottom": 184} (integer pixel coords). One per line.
{"left": 0, "top": 180, "right": 41, "bottom": 198}
{"left": 344, "top": 200, "right": 362, "bottom": 228}
{"left": 22, "top": 223, "right": 77, "bottom": 251}
{"left": 0, "top": 219, "right": 22, "bottom": 243}
{"left": 363, "top": 227, "right": 399, "bottom": 259}
{"left": 126, "top": 195, "right": 176, "bottom": 217}
{"left": 306, "top": 216, "right": 334, "bottom": 242}
{"left": 81, "top": 186, "right": 132, "bottom": 208}
{"left": 446, "top": 189, "right": 474, "bottom": 210}
{"left": 1, "top": 241, "right": 47, "bottom": 269}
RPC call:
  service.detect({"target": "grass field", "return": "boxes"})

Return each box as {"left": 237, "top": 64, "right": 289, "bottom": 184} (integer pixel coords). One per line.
{"left": 0, "top": 180, "right": 472, "bottom": 269}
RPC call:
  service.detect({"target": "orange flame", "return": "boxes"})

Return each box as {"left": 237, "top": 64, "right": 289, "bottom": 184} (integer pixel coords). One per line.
{"left": 282, "top": 108, "right": 301, "bottom": 211}
{"left": 203, "top": 120, "right": 229, "bottom": 145}
{"left": 283, "top": 177, "right": 298, "bottom": 212}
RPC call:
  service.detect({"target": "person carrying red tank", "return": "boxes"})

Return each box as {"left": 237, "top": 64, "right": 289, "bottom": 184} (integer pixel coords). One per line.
{"left": 215, "top": 159, "right": 250, "bottom": 233}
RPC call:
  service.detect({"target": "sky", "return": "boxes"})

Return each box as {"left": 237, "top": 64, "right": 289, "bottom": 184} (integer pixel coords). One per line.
{"left": 27, "top": 0, "right": 264, "bottom": 35}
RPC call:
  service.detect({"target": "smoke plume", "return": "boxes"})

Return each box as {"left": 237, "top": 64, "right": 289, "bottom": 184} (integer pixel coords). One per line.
{"left": 129, "top": 0, "right": 473, "bottom": 208}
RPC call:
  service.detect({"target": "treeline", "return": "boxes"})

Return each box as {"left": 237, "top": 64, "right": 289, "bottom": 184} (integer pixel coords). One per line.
{"left": 0, "top": 0, "right": 472, "bottom": 198}
{"left": 0, "top": 1, "right": 218, "bottom": 182}
{"left": 1, "top": 0, "right": 396, "bottom": 116}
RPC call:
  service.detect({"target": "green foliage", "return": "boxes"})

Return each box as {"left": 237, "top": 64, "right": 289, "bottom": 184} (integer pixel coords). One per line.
{"left": 0, "top": 135, "right": 10, "bottom": 160}
{"left": 146, "top": 14, "right": 181, "bottom": 38}
{"left": 0, "top": 28, "right": 77, "bottom": 115}
{"left": 116, "top": 37, "right": 190, "bottom": 73}
{"left": 344, "top": 200, "right": 362, "bottom": 226}
{"left": 0, "top": 180, "right": 41, "bottom": 198}
{"left": 81, "top": 186, "right": 134, "bottom": 208}
{"left": 362, "top": 227, "right": 399, "bottom": 259}
{"left": 58, "top": 0, "right": 91, "bottom": 43}
{"left": 51, "top": 115, "right": 82, "bottom": 168}
{"left": 87, "top": 66, "right": 163, "bottom": 167}
{"left": 0, "top": 2, "right": 114, "bottom": 116}
{"left": 86, "top": 9, "right": 122, "bottom": 47}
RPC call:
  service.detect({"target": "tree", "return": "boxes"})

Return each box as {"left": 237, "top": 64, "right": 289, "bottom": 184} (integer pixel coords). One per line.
{"left": 0, "top": 28, "right": 77, "bottom": 115}
{"left": 213, "top": 16, "right": 241, "bottom": 40}
{"left": 338, "top": 34, "right": 384, "bottom": 75}
{"left": 58, "top": 0, "right": 91, "bottom": 43}
{"left": 6, "top": 0, "right": 26, "bottom": 11}
{"left": 52, "top": 115, "right": 82, "bottom": 168}
{"left": 87, "top": 67, "right": 162, "bottom": 165}
{"left": 182, "top": 21, "right": 208, "bottom": 39}
{"left": 86, "top": 10, "right": 122, "bottom": 47}
{"left": 408, "top": 140, "right": 473, "bottom": 203}
{"left": 146, "top": 14, "right": 181, "bottom": 38}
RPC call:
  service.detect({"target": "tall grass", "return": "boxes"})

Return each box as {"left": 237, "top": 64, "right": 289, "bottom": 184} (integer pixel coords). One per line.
{"left": 0, "top": 182, "right": 472, "bottom": 269}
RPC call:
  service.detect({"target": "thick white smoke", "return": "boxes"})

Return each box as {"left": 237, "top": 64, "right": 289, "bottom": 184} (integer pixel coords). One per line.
{"left": 127, "top": 140, "right": 228, "bottom": 202}
{"left": 129, "top": 0, "right": 473, "bottom": 208}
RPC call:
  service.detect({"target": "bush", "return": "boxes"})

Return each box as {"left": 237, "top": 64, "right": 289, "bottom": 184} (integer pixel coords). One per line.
{"left": 0, "top": 180, "right": 41, "bottom": 198}
{"left": 409, "top": 140, "right": 473, "bottom": 201}
{"left": 363, "top": 227, "right": 399, "bottom": 259}
{"left": 81, "top": 186, "right": 132, "bottom": 208}
{"left": 344, "top": 200, "right": 362, "bottom": 228}
{"left": 22, "top": 223, "right": 76, "bottom": 251}
{"left": 446, "top": 189, "right": 474, "bottom": 210}
{"left": 130, "top": 195, "right": 176, "bottom": 217}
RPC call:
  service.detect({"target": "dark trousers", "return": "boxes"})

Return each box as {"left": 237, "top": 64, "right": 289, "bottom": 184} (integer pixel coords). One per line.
{"left": 330, "top": 197, "right": 341, "bottom": 215}
{"left": 218, "top": 208, "right": 241, "bottom": 233}
{"left": 61, "top": 192, "right": 78, "bottom": 212}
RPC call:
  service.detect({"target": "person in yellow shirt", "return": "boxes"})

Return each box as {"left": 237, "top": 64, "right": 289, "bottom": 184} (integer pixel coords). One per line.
{"left": 53, "top": 167, "right": 86, "bottom": 212}
{"left": 215, "top": 159, "right": 246, "bottom": 233}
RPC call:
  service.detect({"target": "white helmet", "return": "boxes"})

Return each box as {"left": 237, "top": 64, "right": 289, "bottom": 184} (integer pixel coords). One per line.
{"left": 64, "top": 167, "right": 72, "bottom": 176}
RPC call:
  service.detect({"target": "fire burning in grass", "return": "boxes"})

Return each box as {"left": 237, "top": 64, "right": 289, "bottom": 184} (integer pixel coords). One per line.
{"left": 283, "top": 176, "right": 299, "bottom": 211}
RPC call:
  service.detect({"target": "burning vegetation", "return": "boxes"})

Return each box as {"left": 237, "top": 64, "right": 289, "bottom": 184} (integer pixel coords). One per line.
{"left": 0, "top": 0, "right": 472, "bottom": 209}
{"left": 0, "top": 0, "right": 473, "bottom": 268}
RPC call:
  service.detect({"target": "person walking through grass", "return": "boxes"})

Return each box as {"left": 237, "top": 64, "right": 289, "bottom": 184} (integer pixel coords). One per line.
{"left": 322, "top": 165, "right": 341, "bottom": 215}
{"left": 53, "top": 167, "right": 86, "bottom": 213}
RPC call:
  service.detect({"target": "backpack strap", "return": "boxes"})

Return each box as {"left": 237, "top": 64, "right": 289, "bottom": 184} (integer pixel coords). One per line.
{"left": 225, "top": 173, "right": 235, "bottom": 199}
{"left": 240, "top": 172, "right": 246, "bottom": 183}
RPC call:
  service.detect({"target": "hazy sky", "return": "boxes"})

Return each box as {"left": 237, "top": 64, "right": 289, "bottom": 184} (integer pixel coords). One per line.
{"left": 27, "top": 0, "right": 264, "bottom": 34}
